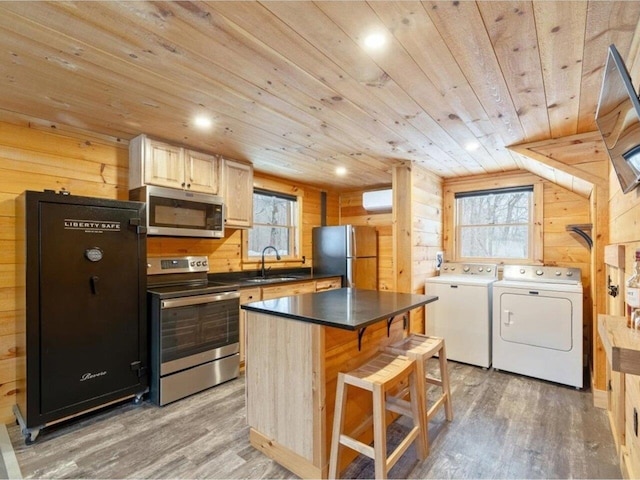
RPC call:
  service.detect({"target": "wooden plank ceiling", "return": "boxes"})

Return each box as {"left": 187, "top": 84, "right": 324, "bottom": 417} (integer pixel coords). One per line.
{"left": 0, "top": 1, "right": 639, "bottom": 190}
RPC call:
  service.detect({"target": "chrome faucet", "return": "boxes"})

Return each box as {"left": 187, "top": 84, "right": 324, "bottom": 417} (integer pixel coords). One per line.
{"left": 261, "top": 246, "right": 281, "bottom": 279}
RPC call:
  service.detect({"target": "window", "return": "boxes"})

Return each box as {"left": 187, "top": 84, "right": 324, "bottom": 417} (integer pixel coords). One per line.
{"left": 248, "top": 189, "right": 299, "bottom": 258}
{"left": 456, "top": 186, "right": 533, "bottom": 260}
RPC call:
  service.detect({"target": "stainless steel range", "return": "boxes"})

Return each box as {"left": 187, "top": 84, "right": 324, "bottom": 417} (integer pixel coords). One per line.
{"left": 147, "top": 256, "right": 240, "bottom": 406}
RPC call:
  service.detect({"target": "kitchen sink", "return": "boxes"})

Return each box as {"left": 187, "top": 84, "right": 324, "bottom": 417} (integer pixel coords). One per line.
{"left": 244, "top": 276, "right": 300, "bottom": 283}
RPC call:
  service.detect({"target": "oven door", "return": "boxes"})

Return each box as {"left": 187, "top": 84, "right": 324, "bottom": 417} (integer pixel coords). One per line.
{"left": 159, "top": 291, "right": 240, "bottom": 376}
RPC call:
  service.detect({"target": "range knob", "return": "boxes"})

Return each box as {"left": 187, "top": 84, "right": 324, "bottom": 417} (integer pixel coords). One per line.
{"left": 443, "top": 266, "right": 449, "bottom": 271}
{"left": 190, "top": 261, "right": 196, "bottom": 267}
{"left": 486, "top": 267, "right": 492, "bottom": 272}
{"left": 463, "top": 266, "right": 470, "bottom": 272}
{"left": 450, "top": 266, "right": 456, "bottom": 271}
{"left": 555, "top": 271, "right": 562, "bottom": 276}
{"left": 520, "top": 268, "right": 526, "bottom": 274}
{"left": 478, "top": 267, "right": 484, "bottom": 272}
{"left": 535, "top": 269, "right": 544, "bottom": 276}
{"left": 566, "top": 271, "right": 573, "bottom": 277}
{"left": 196, "top": 261, "right": 202, "bottom": 266}
{"left": 203, "top": 260, "right": 208, "bottom": 267}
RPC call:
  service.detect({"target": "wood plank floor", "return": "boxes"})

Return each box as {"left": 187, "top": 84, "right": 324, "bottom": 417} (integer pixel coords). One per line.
{"left": 7, "top": 361, "right": 621, "bottom": 479}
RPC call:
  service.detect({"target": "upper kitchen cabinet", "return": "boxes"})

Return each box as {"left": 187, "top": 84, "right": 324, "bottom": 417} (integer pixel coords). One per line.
{"left": 129, "top": 134, "right": 221, "bottom": 195}
{"left": 221, "top": 158, "right": 253, "bottom": 229}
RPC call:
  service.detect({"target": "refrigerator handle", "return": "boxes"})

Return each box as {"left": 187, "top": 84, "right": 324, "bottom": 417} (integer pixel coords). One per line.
{"left": 351, "top": 227, "right": 356, "bottom": 258}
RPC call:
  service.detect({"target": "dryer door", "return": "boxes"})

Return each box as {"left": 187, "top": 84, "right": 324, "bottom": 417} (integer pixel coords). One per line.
{"left": 499, "top": 292, "right": 573, "bottom": 351}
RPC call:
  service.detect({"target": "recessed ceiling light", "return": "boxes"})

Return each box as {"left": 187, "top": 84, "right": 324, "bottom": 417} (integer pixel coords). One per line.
{"left": 465, "top": 141, "right": 480, "bottom": 152}
{"left": 363, "top": 32, "right": 386, "bottom": 50}
{"left": 194, "top": 115, "right": 212, "bottom": 129}
{"left": 335, "top": 166, "right": 347, "bottom": 176}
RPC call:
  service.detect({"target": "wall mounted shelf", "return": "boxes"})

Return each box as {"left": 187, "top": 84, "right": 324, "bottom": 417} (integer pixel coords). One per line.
{"left": 566, "top": 223, "right": 593, "bottom": 250}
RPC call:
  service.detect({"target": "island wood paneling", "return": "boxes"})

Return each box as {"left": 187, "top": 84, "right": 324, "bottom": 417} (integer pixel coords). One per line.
{"left": 0, "top": 119, "right": 339, "bottom": 425}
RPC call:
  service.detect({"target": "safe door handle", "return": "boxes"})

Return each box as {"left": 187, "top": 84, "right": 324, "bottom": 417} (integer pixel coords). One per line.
{"left": 503, "top": 310, "right": 512, "bottom": 325}
{"left": 90, "top": 276, "right": 99, "bottom": 295}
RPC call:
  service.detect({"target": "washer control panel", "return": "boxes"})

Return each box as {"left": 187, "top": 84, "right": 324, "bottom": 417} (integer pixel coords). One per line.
{"left": 440, "top": 263, "right": 498, "bottom": 277}
{"left": 503, "top": 265, "right": 581, "bottom": 284}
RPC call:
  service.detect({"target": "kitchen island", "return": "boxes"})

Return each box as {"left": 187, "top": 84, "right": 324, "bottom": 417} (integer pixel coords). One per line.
{"left": 242, "top": 288, "right": 438, "bottom": 479}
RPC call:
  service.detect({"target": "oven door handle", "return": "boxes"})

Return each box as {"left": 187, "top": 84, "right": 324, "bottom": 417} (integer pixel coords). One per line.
{"left": 161, "top": 291, "right": 240, "bottom": 309}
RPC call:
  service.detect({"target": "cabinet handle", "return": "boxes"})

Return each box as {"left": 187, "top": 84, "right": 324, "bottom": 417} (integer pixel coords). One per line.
{"left": 187, "top": 183, "right": 191, "bottom": 188}
{"left": 635, "top": 408, "right": 638, "bottom": 437}
{"left": 181, "top": 182, "right": 186, "bottom": 188}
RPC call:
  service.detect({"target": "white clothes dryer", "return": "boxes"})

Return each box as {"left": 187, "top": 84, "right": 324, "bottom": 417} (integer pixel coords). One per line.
{"left": 425, "top": 263, "right": 498, "bottom": 368}
{"left": 492, "top": 265, "right": 583, "bottom": 388}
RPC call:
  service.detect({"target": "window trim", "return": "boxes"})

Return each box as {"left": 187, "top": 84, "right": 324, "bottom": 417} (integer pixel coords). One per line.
{"left": 443, "top": 173, "right": 543, "bottom": 265}
{"left": 242, "top": 187, "right": 303, "bottom": 266}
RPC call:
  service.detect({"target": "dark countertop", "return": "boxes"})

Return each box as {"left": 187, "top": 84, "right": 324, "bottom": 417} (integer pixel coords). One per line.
{"left": 242, "top": 287, "right": 438, "bottom": 331}
{"left": 207, "top": 268, "right": 340, "bottom": 289}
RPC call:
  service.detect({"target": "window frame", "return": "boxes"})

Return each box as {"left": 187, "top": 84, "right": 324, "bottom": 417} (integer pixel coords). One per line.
{"left": 443, "top": 174, "right": 543, "bottom": 265}
{"left": 242, "top": 187, "right": 303, "bottom": 266}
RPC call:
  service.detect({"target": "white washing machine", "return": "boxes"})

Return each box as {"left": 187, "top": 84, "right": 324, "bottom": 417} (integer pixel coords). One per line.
{"left": 425, "top": 263, "right": 497, "bottom": 368}
{"left": 492, "top": 265, "right": 583, "bottom": 388}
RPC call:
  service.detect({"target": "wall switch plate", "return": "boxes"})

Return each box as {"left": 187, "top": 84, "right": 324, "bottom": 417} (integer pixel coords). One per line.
{"left": 436, "top": 251, "right": 444, "bottom": 270}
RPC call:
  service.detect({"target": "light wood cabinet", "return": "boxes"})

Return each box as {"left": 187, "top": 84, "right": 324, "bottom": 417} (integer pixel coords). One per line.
{"left": 624, "top": 374, "right": 640, "bottom": 478}
{"left": 599, "top": 314, "right": 640, "bottom": 479}
{"left": 221, "top": 158, "right": 253, "bottom": 228}
{"left": 608, "top": 360, "right": 626, "bottom": 453}
{"left": 129, "top": 134, "right": 220, "bottom": 194}
{"left": 183, "top": 149, "right": 221, "bottom": 194}
{"left": 262, "top": 281, "right": 316, "bottom": 301}
{"left": 239, "top": 287, "right": 261, "bottom": 365}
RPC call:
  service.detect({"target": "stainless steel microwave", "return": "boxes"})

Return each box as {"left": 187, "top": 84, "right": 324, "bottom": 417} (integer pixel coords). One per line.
{"left": 129, "top": 185, "right": 225, "bottom": 238}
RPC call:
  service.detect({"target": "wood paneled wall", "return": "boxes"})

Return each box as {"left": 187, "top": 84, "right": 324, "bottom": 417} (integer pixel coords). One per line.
{"left": 0, "top": 119, "right": 337, "bottom": 425}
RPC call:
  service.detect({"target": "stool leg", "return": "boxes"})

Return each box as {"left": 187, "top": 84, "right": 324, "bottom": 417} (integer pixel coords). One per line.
{"left": 329, "top": 373, "right": 348, "bottom": 479}
{"left": 410, "top": 354, "right": 429, "bottom": 458}
{"left": 438, "top": 344, "right": 453, "bottom": 422}
{"left": 372, "top": 382, "right": 387, "bottom": 480}
{"left": 408, "top": 368, "right": 428, "bottom": 460}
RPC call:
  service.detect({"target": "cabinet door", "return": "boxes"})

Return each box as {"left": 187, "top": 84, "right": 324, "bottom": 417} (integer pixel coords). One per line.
{"left": 625, "top": 374, "right": 640, "bottom": 477}
{"left": 239, "top": 288, "right": 261, "bottom": 365}
{"left": 145, "top": 139, "right": 184, "bottom": 189}
{"left": 184, "top": 150, "right": 220, "bottom": 194}
{"left": 608, "top": 361, "right": 625, "bottom": 452}
{"left": 222, "top": 159, "right": 253, "bottom": 228}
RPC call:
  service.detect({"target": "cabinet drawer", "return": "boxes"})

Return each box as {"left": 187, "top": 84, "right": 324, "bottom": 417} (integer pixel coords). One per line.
{"left": 316, "top": 277, "right": 341, "bottom": 292}
{"left": 262, "top": 281, "right": 316, "bottom": 300}
{"left": 240, "top": 287, "right": 262, "bottom": 305}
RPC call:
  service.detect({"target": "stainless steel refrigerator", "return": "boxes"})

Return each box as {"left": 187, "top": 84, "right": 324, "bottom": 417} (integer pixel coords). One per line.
{"left": 312, "top": 225, "right": 377, "bottom": 289}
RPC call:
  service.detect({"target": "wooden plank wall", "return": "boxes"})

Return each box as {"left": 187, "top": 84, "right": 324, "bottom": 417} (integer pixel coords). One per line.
{"left": 0, "top": 118, "right": 336, "bottom": 425}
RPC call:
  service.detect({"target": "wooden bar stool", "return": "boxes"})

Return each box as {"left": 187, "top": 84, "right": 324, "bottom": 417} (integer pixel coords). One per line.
{"left": 385, "top": 334, "right": 453, "bottom": 453}
{"left": 328, "top": 352, "right": 427, "bottom": 479}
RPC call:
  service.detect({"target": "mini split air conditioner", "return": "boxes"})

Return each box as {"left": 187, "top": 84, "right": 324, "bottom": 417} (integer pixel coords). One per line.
{"left": 362, "top": 189, "right": 393, "bottom": 211}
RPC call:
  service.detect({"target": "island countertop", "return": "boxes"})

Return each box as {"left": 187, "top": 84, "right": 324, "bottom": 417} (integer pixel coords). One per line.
{"left": 241, "top": 287, "right": 438, "bottom": 331}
